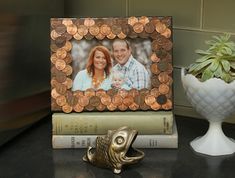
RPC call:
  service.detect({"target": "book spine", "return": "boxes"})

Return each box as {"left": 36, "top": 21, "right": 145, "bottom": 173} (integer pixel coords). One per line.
{"left": 52, "top": 113, "right": 173, "bottom": 135}
{"left": 52, "top": 134, "right": 178, "bottom": 149}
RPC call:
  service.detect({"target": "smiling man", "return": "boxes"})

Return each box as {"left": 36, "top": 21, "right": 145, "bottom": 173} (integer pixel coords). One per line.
{"left": 112, "top": 39, "right": 150, "bottom": 90}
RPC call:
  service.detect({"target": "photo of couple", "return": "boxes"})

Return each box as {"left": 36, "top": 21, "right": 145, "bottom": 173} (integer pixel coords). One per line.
{"left": 72, "top": 39, "right": 150, "bottom": 91}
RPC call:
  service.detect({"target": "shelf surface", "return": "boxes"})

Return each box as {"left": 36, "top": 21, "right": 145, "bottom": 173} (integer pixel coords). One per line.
{"left": 0, "top": 115, "right": 235, "bottom": 178}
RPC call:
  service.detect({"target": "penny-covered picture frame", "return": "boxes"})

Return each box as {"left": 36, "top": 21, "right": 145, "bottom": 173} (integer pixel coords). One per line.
{"left": 50, "top": 16, "right": 173, "bottom": 113}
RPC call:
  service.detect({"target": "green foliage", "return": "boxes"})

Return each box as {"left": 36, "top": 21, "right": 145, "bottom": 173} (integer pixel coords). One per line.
{"left": 188, "top": 34, "right": 235, "bottom": 83}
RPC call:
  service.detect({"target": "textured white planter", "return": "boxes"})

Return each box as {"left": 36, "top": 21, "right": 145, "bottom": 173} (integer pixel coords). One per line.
{"left": 181, "top": 68, "right": 235, "bottom": 156}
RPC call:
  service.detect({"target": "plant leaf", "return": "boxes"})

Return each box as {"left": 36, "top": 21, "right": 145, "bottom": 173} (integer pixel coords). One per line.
{"left": 208, "top": 60, "right": 219, "bottom": 72}
{"left": 195, "top": 55, "right": 211, "bottom": 63}
{"left": 195, "top": 49, "right": 211, "bottom": 55}
{"left": 221, "top": 60, "right": 230, "bottom": 72}
{"left": 194, "top": 59, "right": 212, "bottom": 72}
{"left": 201, "top": 69, "right": 214, "bottom": 81}
{"left": 230, "top": 61, "right": 235, "bottom": 69}
{"left": 214, "top": 64, "right": 223, "bottom": 78}
{"left": 221, "top": 73, "right": 231, "bottom": 83}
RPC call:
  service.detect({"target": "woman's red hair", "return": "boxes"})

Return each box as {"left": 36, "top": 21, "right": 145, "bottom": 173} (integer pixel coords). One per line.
{"left": 86, "top": 46, "right": 112, "bottom": 77}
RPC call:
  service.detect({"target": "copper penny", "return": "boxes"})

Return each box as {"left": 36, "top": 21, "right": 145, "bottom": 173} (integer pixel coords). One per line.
{"left": 66, "top": 24, "right": 77, "bottom": 35}
{"left": 100, "top": 24, "right": 111, "bottom": 36}
{"left": 155, "top": 21, "right": 167, "bottom": 34}
{"left": 56, "top": 48, "right": 67, "bottom": 59}
{"left": 62, "top": 19, "right": 73, "bottom": 26}
{"left": 66, "top": 93, "right": 78, "bottom": 106}
{"left": 150, "top": 31, "right": 161, "bottom": 40}
{"left": 118, "top": 104, "right": 128, "bottom": 111}
{"left": 123, "top": 95, "right": 134, "bottom": 106}
{"left": 112, "top": 95, "right": 123, "bottom": 106}
{"left": 56, "top": 83, "right": 67, "bottom": 95}
{"left": 158, "top": 61, "right": 168, "bottom": 72}
{"left": 62, "top": 104, "right": 73, "bottom": 113}
{"left": 107, "top": 32, "right": 116, "bottom": 39}
{"left": 138, "top": 30, "right": 149, "bottom": 39}
{"left": 89, "top": 96, "right": 101, "bottom": 107}
{"left": 51, "top": 99, "right": 61, "bottom": 111}
{"left": 128, "top": 16, "right": 138, "bottom": 26}
{"left": 128, "top": 88, "right": 139, "bottom": 98}
{"left": 129, "top": 29, "right": 138, "bottom": 39}
{"left": 150, "top": 53, "right": 160, "bottom": 63}
{"left": 162, "top": 99, "right": 172, "bottom": 110}
{"left": 162, "top": 39, "right": 173, "bottom": 51}
{"left": 95, "top": 33, "right": 105, "bottom": 40}
{"left": 156, "top": 94, "right": 167, "bottom": 105}
{"left": 150, "top": 63, "right": 160, "bottom": 75}
{"left": 139, "top": 16, "right": 149, "bottom": 25}
{"left": 159, "top": 84, "right": 170, "bottom": 95}
{"left": 96, "top": 103, "right": 106, "bottom": 111}
{"left": 78, "top": 95, "right": 89, "bottom": 107}
{"left": 101, "top": 94, "right": 111, "bottom": 105}
{"left": 55, "top": 59, "right": 66, "bottom": 70}
{"left": 73, "top": 32, "right": 83, "bottom": 40}
{"left": 51, "top": 88, "right": 60, "bottom": 99}
{"left": 55, "top": 71, "right": 67, "bottom": 83}
{"left": 51, "top": 78, "right": 59, "bottom": 88}
{"left": 74, "top": 90, "right": 84, "bottom": 97}
{"left": 62, "top": 41, "right": 72, "bottom": 52}
{"left": 107, "top": 103, "right": 117, "bottom": 111}
{"left": 118, "top": 89, "right": 129, "bottom": 98}
{"left": 63, "top": 78, "right": 73, "bottom": 89}
{"left": 155, "top": 49, "right": 167, "bottom": 59}
{"left": 107, "top": 88, "right": 117, "bottom": 97}
{"left": 150, "top": 88, "right": 160, "bottom": 97}
{"left": 167, "top": 63, "right": 173, "bottom": 74}
{"left": 151, "top": 40, "right": 161, "bottom": 51}
{"left": 55, "top": 24, "right": 67, "bottom": 35}
{"left": 85, "top": 103, "right": 95, "bottom": 111}
{"left": 117, "top": 32, "right": 127, "bottom": 39}
{"left": 56, "top": 95, "right": 67, "bottom": 106}
{"left": 161, "top": 17, "right": 171, "bottom": 27}
{"left": 133, "top": 22, "right": 144, "bottom": 33}
{"left": 62, "top": 32, "right": 73, "bottom": 41}
{"left": 62, "top": 65, "right": 73, "bottom": 76}
{"left": 145, "top": 94, "right": 156, "bottom": 106}
{"left": 151, "top": 75, "right": 161, "bottom": 88}
{"left": 151, "top": 102, "right": 161, "bottom": 110}
{"left": 144, "top": 22, "right": 155, "bottom": 34}
{"left": 64, "top": 53, "right": 72, "bottom": 64}
{"left": 158, "top": 72, "right": 170, "bottom": 83}
{"left": 84, "top": 18, "right": 95, "bottom": 27}
{"left": 84, "top": 32, "right": 94, "bottom": 40}
{"left": 111, "top": 24, "right": 122, "bottom": 35}
{"left": 96, "top": 89, "right": 106, "bottom": 97}
{"left": 55, "top": 36, "right": 66, "bottom": 48}
{"left": 129, "top": 103, "right": 139, "bottom": 111}
{"left": 121, "top": 24, "right": 131, "bottom": 35}
{"left": 50, "top": 41, "right": 59, "bottom": 52}
{"left": 50, "top": 53, "right": 58, "bottom": 64}
{"left": 77, "top": 25, "right": 88, "bottom": 36}
{"left": 161, "top": 28, "right": 171, "bottom": 38}
{"left": 51, "top": 18, "right": 62, "bottom": 29}
{"left": 166, "top": 76, "right": 173, "bottom": 86}
{"left": 140, "top": 103, "right": 150, "bottom": 111}
{"left": 89, "top": 25, "right": 100, "bottom": 36}
{"left": 84, "top": 88, "right": 96, "bottom": 98}
{"left": 73, "top": 104, "right": 84, "bottom": 112}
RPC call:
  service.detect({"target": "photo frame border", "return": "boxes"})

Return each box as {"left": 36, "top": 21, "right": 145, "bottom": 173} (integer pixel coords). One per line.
{"left": 50, "top": 16, "right": 173, "bottom": 113}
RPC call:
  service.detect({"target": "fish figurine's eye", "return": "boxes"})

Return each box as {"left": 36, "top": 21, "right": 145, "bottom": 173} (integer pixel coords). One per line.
{"left": 115, "top": 136, "right": 124, "bottom": 144}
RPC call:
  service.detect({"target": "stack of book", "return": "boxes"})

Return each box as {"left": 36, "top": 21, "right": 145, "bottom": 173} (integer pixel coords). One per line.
{"left": 52, "top": 111, "right": 178, "bottom": 149}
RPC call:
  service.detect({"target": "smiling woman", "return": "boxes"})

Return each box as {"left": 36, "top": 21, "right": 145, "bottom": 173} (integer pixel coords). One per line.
{"left": 72, "top": 46, "right": 112, "bottom": 91}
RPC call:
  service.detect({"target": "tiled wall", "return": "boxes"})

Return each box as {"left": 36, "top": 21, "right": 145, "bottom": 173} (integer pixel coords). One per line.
{"left": 65, "top": 0, "right": 235, "bottom": 122}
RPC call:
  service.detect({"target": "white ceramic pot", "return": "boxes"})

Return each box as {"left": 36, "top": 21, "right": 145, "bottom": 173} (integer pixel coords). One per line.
{"left": 181, "top": 68, "right": 235, "bottom": 156}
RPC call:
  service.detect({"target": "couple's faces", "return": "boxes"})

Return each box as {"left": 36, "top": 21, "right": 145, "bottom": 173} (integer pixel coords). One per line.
{"left": 113, "top": 41, "right": 131, "bottom": 66}
{"left": 93, "top": 50, "right": 107, "bottom": 70}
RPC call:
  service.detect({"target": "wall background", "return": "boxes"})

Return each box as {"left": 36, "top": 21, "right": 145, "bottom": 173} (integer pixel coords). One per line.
{"left": 64, "top": 0, "right": 235, "bottom": 122}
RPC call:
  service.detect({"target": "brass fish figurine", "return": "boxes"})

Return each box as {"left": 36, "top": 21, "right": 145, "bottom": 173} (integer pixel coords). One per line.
{"left": 83, "top": 126, "right": 145, "bottom": 174}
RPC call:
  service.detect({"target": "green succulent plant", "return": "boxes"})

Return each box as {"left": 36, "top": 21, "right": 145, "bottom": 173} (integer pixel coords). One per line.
{"left": 188, "top": 33, "right": 235, "bottom": 83}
